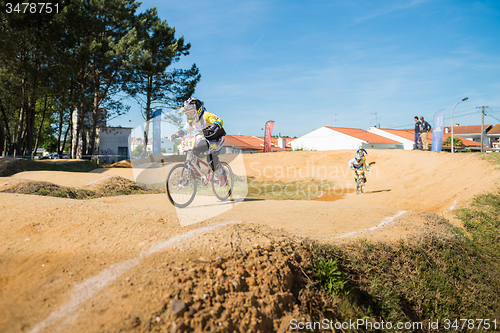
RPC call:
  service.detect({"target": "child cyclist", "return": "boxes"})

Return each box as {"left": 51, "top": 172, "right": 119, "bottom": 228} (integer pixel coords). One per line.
{"left": 356, "top": 146, "right": 368, "bottom": 165}
{"left": 348, "top": 152, "right": 370, "bottom": 183}
{"left": 170, "top": 97, "right": 227, "bottom": 186}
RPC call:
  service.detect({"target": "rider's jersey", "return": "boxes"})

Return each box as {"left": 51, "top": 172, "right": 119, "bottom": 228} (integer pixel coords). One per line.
{"left": 181, "top": 111, "right": 224, "bottom": 137}
{"left": 356, "top": 148, "right": 368, "bottom": 157}
{"left": 348, "top": 158, "right": 366, "bottom": 170}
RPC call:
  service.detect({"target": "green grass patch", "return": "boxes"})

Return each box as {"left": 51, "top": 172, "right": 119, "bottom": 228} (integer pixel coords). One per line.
{"left": 456, "top": 190, "right": 500, "bottom": 258}
{"left": 313, "top": 257, "right": 349, "bottom": 296}
{"left": 306, "top": 209, "right": 500, "bottom": 331}
{"left": 246, "top": 177, "right": 333, "bottom": 200}
{"left": 481, "top": 152, "right": 500, "bottom": 167}
{"left": 185, "top": 176, "right": 334, "bottom": 200}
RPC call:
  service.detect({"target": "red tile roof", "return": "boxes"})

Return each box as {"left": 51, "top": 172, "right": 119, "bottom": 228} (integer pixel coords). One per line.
{"left": 224, "top": 135, "right": 295, "bottom": 151}
{"left": 374, "top": 128, "right": 415, "bottom": 141}
{"left": 223, "top": 135, "right": 256, "bottom": 151}
{"left": 441, "top": 133, "right": 483, "bottom": 147}
{"left": 443, "top": 125, "right": 492, "bottom": 135}
{"left": 325, "top": 127, "right": 401, "bottom": 144}
{"left": 487, "top": 124, "right": 500, "bottom": 135}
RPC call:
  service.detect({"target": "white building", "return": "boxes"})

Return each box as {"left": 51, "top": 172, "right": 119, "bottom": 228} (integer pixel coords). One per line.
{"left": 161, "top": 138, "right": 175, "bottom": 154}
{"left": 96, "top": 127, "right": 132, "bottom": 163}
{"left": 130, "top": 137, "right": 175, "bottom": 155}
{"left": 367, "top": 127, "right": 416, "bottom": 150}
{"left": 487, "top": 124, "right": 500, "bottom": 149}
{"left": 290, "top": 126, "right": 403, "bottom": 151}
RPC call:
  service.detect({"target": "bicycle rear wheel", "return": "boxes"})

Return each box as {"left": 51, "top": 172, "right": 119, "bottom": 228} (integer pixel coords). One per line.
{"left": 166, "top": 164, "right": 197, "bottom": 208}
{"left": 211, "top": 162, "right": 234, "bottom": 201}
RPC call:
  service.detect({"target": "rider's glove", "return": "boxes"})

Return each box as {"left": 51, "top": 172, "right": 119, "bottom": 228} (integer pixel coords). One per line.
{"left": 171, "top": 132, "right": 180, "bottom": 141}
{"left": 210, "top": 123, "right": 220, "bottom": 132}
{"left": 203, "top": 127, "right": 215, "bottom": 138}
{"left": 367, "top": 167, "right": 370, "bottom": 171}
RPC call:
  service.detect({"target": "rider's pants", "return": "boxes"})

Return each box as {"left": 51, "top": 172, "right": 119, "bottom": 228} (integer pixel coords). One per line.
{"left": 193, "top": 137, "right": 223, "bottom": 173}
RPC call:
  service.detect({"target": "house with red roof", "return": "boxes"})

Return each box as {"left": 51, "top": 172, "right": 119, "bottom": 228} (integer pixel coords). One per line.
{"left": 222, "top": 135, "right": 295, "bottom": 154}
{"left": 368, "top": 126, "right": 486, "bottom": 150}
{"left": 443, "top": 124, "right": 493, "bottom": 147}
{"left": 289, "top": 126, "right": 403, "bottom": 151}
{"left": 487, "top": 124, "right": 500, "bottom": 149}
{"left": 367, "top": 127, "right": 416, "bottom": 150}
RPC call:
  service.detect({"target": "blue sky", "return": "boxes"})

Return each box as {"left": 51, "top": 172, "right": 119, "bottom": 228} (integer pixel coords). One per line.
{"left": 109, "top": 0, "right": 500, "bottom": 138}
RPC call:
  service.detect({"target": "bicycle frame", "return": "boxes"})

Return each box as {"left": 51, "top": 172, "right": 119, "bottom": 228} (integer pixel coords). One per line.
{"left": 178, "top": 134, "right": 224, "bottom": 184}
{"left": 354, "top": 169, "right": 365, "bottom": 179}
{"left": 184, "top": 150, "right": 217, "bottom": 185}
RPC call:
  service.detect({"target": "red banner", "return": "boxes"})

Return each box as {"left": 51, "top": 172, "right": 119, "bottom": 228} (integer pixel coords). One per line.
{"left": 264, "top": 120, "right": 275, "bottom": 153}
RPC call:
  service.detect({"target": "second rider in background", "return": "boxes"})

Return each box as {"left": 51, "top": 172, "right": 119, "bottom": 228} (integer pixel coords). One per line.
{"left": 356, "top": 146, "right": 368, "bottom": 165}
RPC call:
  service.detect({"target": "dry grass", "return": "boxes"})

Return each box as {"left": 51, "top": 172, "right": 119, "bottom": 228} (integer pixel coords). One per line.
{"left": 308, "top": 212, "right": 500, "bottom": 330}
{"left": 0, "top": 177, "right": 162, "bottom": 199}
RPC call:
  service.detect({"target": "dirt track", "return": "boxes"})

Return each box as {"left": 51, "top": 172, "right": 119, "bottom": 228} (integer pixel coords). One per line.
{"left": 1, "top": 150, "right": 500, "bottom": 332}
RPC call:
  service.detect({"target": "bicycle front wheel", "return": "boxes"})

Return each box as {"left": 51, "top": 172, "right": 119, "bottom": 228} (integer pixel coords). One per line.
{"left": 211, "top": 162, "right": 234, "bottom": 201}
{"left": 166, "top": 164, "right": 197, "bottom": 208}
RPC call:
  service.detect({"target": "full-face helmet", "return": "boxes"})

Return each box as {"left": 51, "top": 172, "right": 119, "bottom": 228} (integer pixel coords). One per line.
{"left": 180, "top": 97, "right": 204, "bottom": 125}
{"left": 355, "top": 152, "right": 363, "bottom": 163}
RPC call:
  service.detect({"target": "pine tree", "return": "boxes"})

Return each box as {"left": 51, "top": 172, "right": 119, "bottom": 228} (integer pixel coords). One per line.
{"left": 121, "top": 7, "right": 200, "bottom": 156}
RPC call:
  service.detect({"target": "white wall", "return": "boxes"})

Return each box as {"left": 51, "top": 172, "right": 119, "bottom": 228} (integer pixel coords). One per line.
{"left": 455, "top": 133, "right": 489, "bottom": 146}
{"left": 98, "top": 127, "right": 131, "bottom": 159}
{"left": 362, "top": 142, "right": 403, "bottom": 149}
{"left": 291, "top": 127, "right": 362, "bottom": 151}
{"left": 368, "top": 127, "right": 411, "bottom": 150}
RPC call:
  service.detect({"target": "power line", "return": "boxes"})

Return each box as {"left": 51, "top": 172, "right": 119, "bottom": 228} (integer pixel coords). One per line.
{"left": 389, "top": 107, "right": 500, "bottom": 129}
{"left": 486, "top": 113, "right": 500, "bottom": 123}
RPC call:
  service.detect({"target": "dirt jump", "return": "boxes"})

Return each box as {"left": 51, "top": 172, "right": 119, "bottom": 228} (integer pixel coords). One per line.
{"left": 1, "top": 150, "right": 500, "bottom": 332}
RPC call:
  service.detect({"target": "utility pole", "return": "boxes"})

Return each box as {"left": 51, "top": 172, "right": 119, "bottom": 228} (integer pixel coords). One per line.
{"left": 480, "top": 106, "right": 487, "bottom": 153}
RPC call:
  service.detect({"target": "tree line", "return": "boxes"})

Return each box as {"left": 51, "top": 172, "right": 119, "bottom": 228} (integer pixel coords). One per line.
{"left": 0, "top": 0, "right": 200, "bottom": 157}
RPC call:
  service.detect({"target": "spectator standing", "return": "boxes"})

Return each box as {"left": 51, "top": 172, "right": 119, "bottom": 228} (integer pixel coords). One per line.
{"left": 420, "top": 116, "right": 432, "bottom": 151}
{"left": 414, "top": 116, "right": 422, "bottom": 150}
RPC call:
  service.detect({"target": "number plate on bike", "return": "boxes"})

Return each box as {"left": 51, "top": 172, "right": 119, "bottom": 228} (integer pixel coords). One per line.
{"left": 180, "top": 136, "right": 197, "bottom": 152}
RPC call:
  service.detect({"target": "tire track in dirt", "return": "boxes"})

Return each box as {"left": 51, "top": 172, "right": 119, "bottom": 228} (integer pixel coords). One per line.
{"left": 331, "top": 210, "right": 409, "bottom": 239}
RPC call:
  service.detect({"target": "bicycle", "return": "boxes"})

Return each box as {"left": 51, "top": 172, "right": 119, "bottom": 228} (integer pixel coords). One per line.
{"left": 166, "top": 134, "right": 234, "bottom": 208}
{"left": 355, "top": 169, "right": 366, "bottom": 195}
{"left": 354, "top": 162, "right": 375, "bottom": 195}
